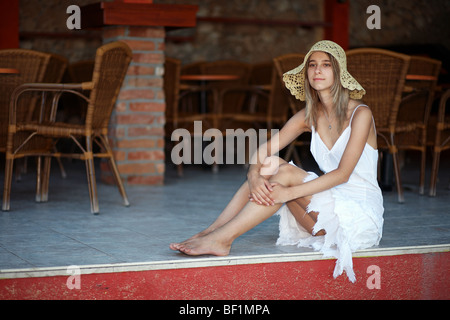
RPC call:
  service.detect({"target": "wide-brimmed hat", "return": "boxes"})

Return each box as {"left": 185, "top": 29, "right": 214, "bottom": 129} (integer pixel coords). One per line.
{"left": 283, "top": 40, "right": 365, "bottom": 101}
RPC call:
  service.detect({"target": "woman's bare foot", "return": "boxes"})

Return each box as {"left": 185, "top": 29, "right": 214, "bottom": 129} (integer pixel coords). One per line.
{"left": 313, "top": 229, "right": 326, "bottom": 236}
{"left": 172, "top": 233, "right": 231, "bottom": 256}
{"left": 169, "top": 226, "right": 217, "bottom": 251}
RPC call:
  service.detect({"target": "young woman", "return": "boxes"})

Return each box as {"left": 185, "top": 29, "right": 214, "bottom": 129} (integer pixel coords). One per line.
{"left": 170, "top": 40, "right": 384, "bottom": 282}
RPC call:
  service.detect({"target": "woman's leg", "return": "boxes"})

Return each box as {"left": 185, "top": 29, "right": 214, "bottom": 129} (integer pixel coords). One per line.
{"left": 170, "top": 157, "right": 287, "bottom": 251}
{"left": 174, "top": 162, "right": 317, "bottom": 256}
{"left": 286, "top": 199, "right": 325, "bottom": 236}
{"left": 169, "top": 181, "right": 250, "bottom": 250}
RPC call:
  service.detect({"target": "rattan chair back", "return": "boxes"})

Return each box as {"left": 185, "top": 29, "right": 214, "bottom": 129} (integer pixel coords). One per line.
{"left": 0, "top": 49, "right": 51, "bottom": 151}
{"left": 346, "top": 48, "right": 410, "bottom": 202}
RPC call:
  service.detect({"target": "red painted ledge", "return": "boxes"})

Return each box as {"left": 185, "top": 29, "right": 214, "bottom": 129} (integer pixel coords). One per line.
{"left": 0, "top": 251, "right": 448, "bottom": 300}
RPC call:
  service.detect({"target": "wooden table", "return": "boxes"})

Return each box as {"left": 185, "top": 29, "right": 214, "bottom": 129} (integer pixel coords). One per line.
{"left": 180, "top": 74, "right": 240, "bottom": 81}
{"left": 0, "top": 68, "right": 19, "bottom": 74}
{"left": 404, "top": 74, "right": 438, "bottom": 93}
{"left": 180, "top": 74, "right": 240, "bottom": 113}
{"left": 406, "top": 74, "right": 437, "bottom": 81}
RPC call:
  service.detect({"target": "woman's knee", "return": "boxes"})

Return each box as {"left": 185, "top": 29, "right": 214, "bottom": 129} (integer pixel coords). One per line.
{"left": 260, "top": 156, "right": 286, "bottom": 178}
{"left": 270, "top": 162, "right": 308, "bottom": 186}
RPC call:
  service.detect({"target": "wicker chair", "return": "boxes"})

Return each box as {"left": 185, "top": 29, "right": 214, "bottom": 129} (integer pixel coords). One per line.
{"left": 246, "top": 61, "right": 273, "bottom": 117}
{"left": 200, "top": 60, "right": 252, "bottom": 129}
{"left": 2, "top": 41, "right": 132, "bottom": 214}
{"left": 179, "top": 61, "right": 204, "bottom": 118}
{"left": 396, "top": 56, "right": 441, "bottom": 194}
{"left": 0, "top": 49, "right": 51, "bottom": 153}
{"left": 272, "top": 53, "right": 307, "bottom": 165}
{"left": 346, "top": 48, "right": 410, "bottom": 203}
{"left": 429, "top": 89, "right": 450, "bottom": 196}
{"left": 214, "top": 55, "right": 306, "bottom": 165}
{"left": 22, "top": 53, "right": 69, "bottom": 178}
{"left": 67, "top": 59, "right": 95, "bottom": 83}
{"left": 164, "top": 57, "right": 214, "bottom": 176}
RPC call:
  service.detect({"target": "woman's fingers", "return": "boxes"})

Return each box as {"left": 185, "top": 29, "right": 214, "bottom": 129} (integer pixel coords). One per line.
{"left": 250, "top": 185, "right": 274, "bottom": 206}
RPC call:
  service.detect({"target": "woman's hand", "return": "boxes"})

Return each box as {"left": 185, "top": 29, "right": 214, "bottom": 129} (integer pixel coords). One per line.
{"left": 247, "top": 173, "right": 275, "bottom": 206}
{"left": 268, "top": 183, "right": 293, "bottom": 205}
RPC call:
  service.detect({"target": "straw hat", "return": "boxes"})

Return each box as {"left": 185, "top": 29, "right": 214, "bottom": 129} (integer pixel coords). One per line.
{"left": 283, "top": 40, "right": 365, "bottom": 101}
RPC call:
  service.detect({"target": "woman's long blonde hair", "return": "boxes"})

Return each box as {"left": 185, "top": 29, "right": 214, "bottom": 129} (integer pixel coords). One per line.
{"left": 303, "top": 52, "right": 349, "bottom": 133}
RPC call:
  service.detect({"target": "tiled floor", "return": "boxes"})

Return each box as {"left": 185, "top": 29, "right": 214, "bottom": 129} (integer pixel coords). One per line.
{"left": 0, "top": 153, "right": 449, "bottom": 271}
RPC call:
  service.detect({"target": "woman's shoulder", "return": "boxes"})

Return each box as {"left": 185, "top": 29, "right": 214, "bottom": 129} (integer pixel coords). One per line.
{"left": 348, "top": 99, "right": 373, "bottom": 126}
{"left": 348, "top": 99, "right": 372, "bottom": 116}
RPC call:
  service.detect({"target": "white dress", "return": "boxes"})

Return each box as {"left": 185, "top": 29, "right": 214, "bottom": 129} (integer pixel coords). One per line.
{"left": 276, "top": 105, "right": 384, "bottom": 282}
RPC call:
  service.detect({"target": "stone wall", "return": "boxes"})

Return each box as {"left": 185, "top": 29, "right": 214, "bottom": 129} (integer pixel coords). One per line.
{"left": 157, "top": 0, "right": 450, "bottom": 64}
{"left": 159, "top": 0, "right": 324, "bottom": 64}
{"left": 20, "top": 0, "right": 101, "bottom": 62}
{"left": 350, "top": 0, "right": 450, "bottom": 50}
{"left": 20, "top": 1, "right": 450, "bottom": 64}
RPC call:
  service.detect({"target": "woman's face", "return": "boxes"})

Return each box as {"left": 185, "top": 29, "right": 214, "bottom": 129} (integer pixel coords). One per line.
{"left": 306, "top": 51, "right": 335, "bottom": 95}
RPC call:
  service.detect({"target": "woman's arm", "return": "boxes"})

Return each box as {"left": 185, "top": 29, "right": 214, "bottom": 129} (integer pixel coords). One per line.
{"left": 247, "top": 109, "right": 310, "bottom": 205}
{"left": 273, "top": 106, "right": 374, "bottom": 203}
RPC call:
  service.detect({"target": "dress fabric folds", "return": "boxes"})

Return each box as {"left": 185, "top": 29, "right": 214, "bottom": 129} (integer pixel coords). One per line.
{"left": 276, "top": 105, "right": 384, "bottom": 282}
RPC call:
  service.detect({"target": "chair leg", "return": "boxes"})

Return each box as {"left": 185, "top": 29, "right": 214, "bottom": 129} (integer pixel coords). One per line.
{"left": 108, "top": 157, "right": 130, "bottom": 207}
{"left": 85, "top": 137, "right": 99, "bottom": 214}
{"left": 101, "top": 134, "right": 129, "bottom": 207}
{"left": 391, "top": 148, "right": 405, "bottom": 203}
{"left": 56, "top": 156, "right": 67, "bottom": 179}
{"left": 419, "top": 149, "right": 426, "bottom": 195}
{"left": 2, "top": 157, "right": 14, "bottom": 211}
{"left": 35, "top": 156, "right": 43, "bottom": 202}
{"left": 40, "top": 156, "right": 52, "bottom": 202}
{"left": 429, "top": 149, "right": 440, "bottom": 197}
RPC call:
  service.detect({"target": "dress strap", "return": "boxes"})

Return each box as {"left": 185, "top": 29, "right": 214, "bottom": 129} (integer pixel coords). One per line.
{"left": 349, "top": 104, "right": 376, "bottom": 135}
{"left": 349, "top": 104, "right": 368, "bottom": 124}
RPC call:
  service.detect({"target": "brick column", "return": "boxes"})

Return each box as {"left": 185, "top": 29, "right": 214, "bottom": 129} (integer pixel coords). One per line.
{"left": 102, "top": 26, "right": 166, "bottom": 185}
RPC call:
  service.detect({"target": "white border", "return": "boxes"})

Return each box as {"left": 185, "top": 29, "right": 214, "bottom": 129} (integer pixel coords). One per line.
{"left": 1, "top": 244, "right": 448, "bottom": 279}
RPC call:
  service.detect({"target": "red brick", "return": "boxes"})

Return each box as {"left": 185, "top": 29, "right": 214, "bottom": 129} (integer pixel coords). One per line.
{"left": 128, "top": 126, "right": 165, "bottom": 137}
{"left": 133, "top": 52, "right": 164, "bottom": 64}
{"left": 126, "top": 77, "right": 163, "bottom": 88}
{"left": 130, "top": 102, "right": 165, "bottom": 112}
{"left": 109, "top": 127, "right": 126, "bottom": 139}
{"left": 127, "top": 65, "right": 155, "bottom": 76}
{"left": 115, "top": 102, "right": 128, "bottom": 113}
{"left": 120, "top": 39, "right": 156, "bottom": 51}
{"left": 113, "top": 150, "right": 126, "bottom": 162}
{"left": 156, "top": 138, "right": 165, "bottom": 148}
{"left": 118, "top": 89, "right": 155, "bottom": 101}
{"left": 154, "top": 115, "right": 165, "bottom": 125}
{"left": 155, "top": 162, "right": 165, "bottom": 174}
{"left": 103, "top": 27, "right": 127, "bottom": 39}
{"left": 116, "top": 114, "right": 156, "bottom": 125}
{"left": 128, "top": 27, "right": 165, "bottom": 38}
{"left": 128, "top": 150, "right": 165, "bottom": 161}
{"left": 155, "top": 89, "right": 164, "bottom": 100}
{"left": 157, "top": 42, "right": 165, "bottom": 51}
{"left": 117, "top": 162, "right": 155, "bottom": 175}
{"left": 116, "top": 138, "right": 157, "bottom": 149}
